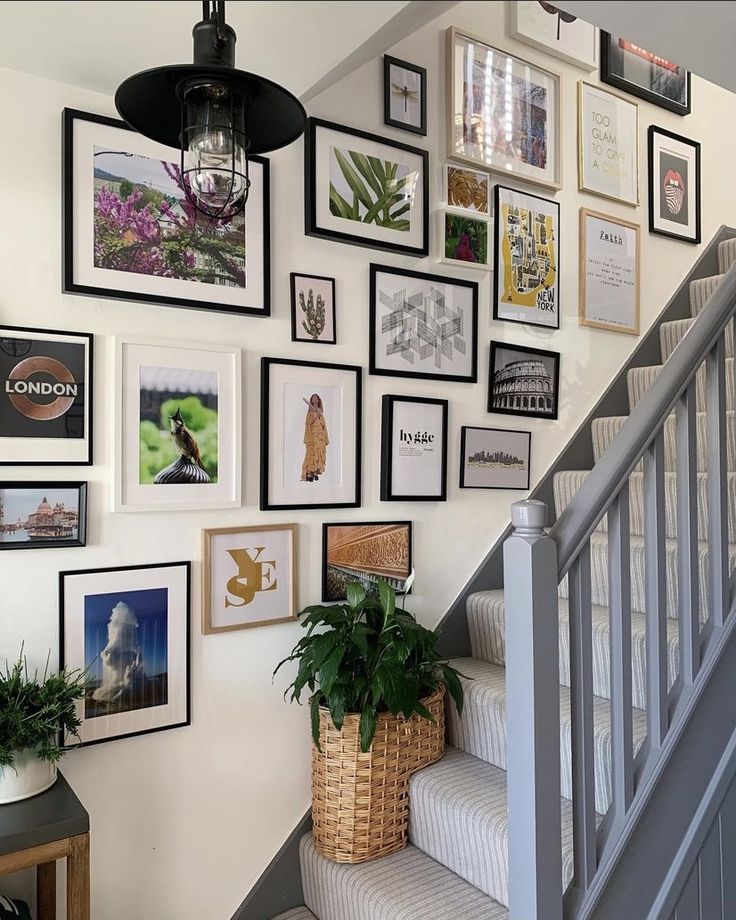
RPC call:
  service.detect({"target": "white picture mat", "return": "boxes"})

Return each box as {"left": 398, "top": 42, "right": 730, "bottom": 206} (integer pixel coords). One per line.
{"left": 71, "top": 117, "right": 266, "bottom": 310}
{"left": 390, "top": 401, "right": 444, "bottom": 496}
{"left": 208, "top": 528, "right": 295, "bottom": 628}
{"left": 293, "top": 276, "right": 335, "bottom": 341}
{"left": 582, "top": 214, "right": 639, "bottom": 331}
{"left": 373, "top": 269, "right": 475, "bottom": 378}
{"left": 0, "top": 329, "right": 92, "bottom": 464}
{"left": 62, "top": 564, "right": 188, "bottom": 745}
{"left": 579, "top": 83, "right": 639, "bottom": 205}
{"left": 651, "top": 132, "right": 698, "bottom": 238}
{"left": 462, "top": 428, "right": 530, "bottom": 489}
{"left": 114, "top": 337, "right": 242, "bottom": 511}
{"left": 266, "top": 362, "right": 358, "bottom": 506}
{"left": 313, "top": 125, "right": 425, "bottom": 250}
{"left": 388, "top": 62, "right": 423, "bottom": 127}
{"left": 508, "top": 0, "right": 598, "bottom": 70}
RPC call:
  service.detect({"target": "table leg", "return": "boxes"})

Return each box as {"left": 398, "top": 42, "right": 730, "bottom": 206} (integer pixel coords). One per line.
{"left": 66, "top": 833, "right": 90, "bottom": 920}
{"left": 37, "top": 861, "right": 56, "bottom": 920}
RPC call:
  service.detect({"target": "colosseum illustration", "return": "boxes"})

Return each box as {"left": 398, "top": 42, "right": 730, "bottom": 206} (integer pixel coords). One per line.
{"left": 489, "top": 345, "right": 558, "bottom": 417}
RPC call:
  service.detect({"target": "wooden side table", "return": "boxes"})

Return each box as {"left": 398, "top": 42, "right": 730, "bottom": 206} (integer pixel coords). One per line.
{"left": 0, "top": 773, "right": 90, "bottom": 920}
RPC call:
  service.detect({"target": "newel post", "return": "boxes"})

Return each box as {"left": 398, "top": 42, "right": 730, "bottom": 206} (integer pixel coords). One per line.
{"left": 504, "top": 500, "right": 562, "bottom": 920}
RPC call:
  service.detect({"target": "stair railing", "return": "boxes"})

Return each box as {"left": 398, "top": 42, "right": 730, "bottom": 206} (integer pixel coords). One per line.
{"left": 504, "top": 259, "right": 736, "bottom": 920}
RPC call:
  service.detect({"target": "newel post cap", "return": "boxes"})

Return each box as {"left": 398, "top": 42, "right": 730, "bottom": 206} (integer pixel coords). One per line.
{"left": 511, "top": 499, "right": 548, "bottom": 533}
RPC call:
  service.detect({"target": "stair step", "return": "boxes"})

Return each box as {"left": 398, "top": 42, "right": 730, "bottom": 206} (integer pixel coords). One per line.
{"left": 557, "top": 532, "right": 735, "bottom": 619}
{"left": 553, "top": 470, "right": 736, "bottom": 542}
{"left": 592, "top": 411, "right": 736, "bottom": 472}
{"left": 446, "top": 658, "right": 647, "bottom": 814}
{"left": 690, "top": 273, "right": 724, "bottom": 316}
{"left": 719, "top": 239, "right": 736, "bottom": 274}
{"left": 660, "top": 317, "right": 734, "bottom": 361}
{"left": 466, "top": 591, "right": 679, "bottom": 711}
{"left": 271, "top": 910, "right": 318, "bottom": 920}
{"left": 408, "top": 747, "right": 578, "bottom": 906}
{"left": 627, "top": 358, "right": 735, "bottom": 414}
{"left": 300, "top": 833, "right": 508, "bottom": 920}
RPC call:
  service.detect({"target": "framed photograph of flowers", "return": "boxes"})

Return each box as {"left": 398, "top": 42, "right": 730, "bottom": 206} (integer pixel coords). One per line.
{"left": 380, "top": 395, "right": 448, "bottom": 502}
{"left": 59, "top": 561, "right": 191, "bottom": 748}
{"left": 488, "top": 341, "right": 560, "bottom": 420}
{"left": 304, "top": 117, "right": 429, "bottom": 257}
{"left": 260, "top": 357, "right": 362, "bottom": 511}
{"left": 322, "top": 521, "right": 412, "bottom": 602}
{"left": 62, "top": 108, "right": 270, "bottom": 316}
{"left": 437, "top": 211, "right": 492, "bottom": 271}
{"left": 445, "top": 164, "right": 490, "bottom": 215}
{"left": 114, "top": 336, "right": 242, "bottom": 512}
{"left": 601, "top": 33, "right": 691, "bottom": 116}
{"left": 459, "top": 426, "right": 531, "bottom": 490}
{"left": 446, "top": 26, "right": 561, "bottom": 189}
{"left": 648, "top": 127, "right": 701, "bottom": 244}
{"left": 384, "top": 55, "right": 427, "bottom": 135}
{"left": 369, "top": 264, "right": 478, "bottom": 383}
{"left": 0, "top": 324, "right": 93, "bottom": 466}
{"left": 202, "top": 524, "right": 297, "bottom": 633}
{"left": 290, "top": 272, "right": 337, "bottom": 344}
{"left": 578, "top": 82, "right": 639, "bottom": 206}
{"left": 0, "top": 482, "right": 88, "bottom": 550}
{"left": 493, "top": 185, "right": 559, "bottom": 329}
{"left": 507, "top": 0, "right": 598, "bottom": 71}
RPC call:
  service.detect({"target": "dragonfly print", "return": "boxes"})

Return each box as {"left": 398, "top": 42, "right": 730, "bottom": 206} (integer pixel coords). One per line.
{"left": 392, "top": 80, "right": 420, "bottom": 114}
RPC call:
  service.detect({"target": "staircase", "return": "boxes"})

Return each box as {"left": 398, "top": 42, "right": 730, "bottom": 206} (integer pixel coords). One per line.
{"left": 265, "top": 239, "right": 736, "bottom": 920}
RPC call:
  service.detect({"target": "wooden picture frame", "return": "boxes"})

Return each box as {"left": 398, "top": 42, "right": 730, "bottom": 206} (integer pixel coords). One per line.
{"left": 202, "top": 523, "right": 298, "bottom": 633}
{"left": 290, "top": 272, "right": 337, "bottom": 344}
{"left": 578, "top": 82, "right": 639, "bottom": 207}
{"left": 648, "top": 126, "right": 701, "bottom": 244}
{"left": 384, "top": 55, "right": 427, "bottom": 136}
{"left": 579, "top": 208, "right": 641, "bottom": 335}
{"left": 0, "top": 482, "right": 88, "bottom": 550}
{"left": 322, "top": 521, "right": 412, "bottom": 602}
{"left": 600, "top": 33, "right": 691, "bottom": 116}
{"left": 380, "top": 394, "right": 448, "bottom": 502}
{"left": 488, "top": 341, "right": 560, "bottom": 420}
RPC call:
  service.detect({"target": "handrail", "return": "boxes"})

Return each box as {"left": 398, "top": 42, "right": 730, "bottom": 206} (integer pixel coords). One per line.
{"left": 552, "top": 259, "right": 736, "bottom": 579}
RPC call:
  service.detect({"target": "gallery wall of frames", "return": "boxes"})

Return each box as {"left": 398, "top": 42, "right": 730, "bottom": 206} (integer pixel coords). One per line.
{"left": 1, "top": 1, "right": 733, "bottom": 915}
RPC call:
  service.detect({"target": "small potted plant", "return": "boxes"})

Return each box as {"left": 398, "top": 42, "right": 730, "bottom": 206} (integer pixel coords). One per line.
{"left": 276, "top": 578, "right": 464, "bottom": 863}
{"left": 0, "top": 652, "right": 86, "bottom": 805}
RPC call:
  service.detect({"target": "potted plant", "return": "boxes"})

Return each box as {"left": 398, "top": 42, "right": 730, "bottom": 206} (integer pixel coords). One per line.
{"left": 0, "top": 652, "right": 86, "bottom": 805}
{"left": 276, "top": 579, "right": 464, "bottom": 863}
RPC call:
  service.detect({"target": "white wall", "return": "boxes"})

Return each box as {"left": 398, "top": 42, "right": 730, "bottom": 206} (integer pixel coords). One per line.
{"left": 2, "top": 2, "right": 736, "bottom": 918}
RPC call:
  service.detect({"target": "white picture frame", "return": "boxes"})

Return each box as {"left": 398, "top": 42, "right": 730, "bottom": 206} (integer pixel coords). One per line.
{"left": 508, "top": 0, "right": 598, "bottom": 71}
{"left": 113, "top": 336, "right": 242, "bottom": 512}
{"left": 437, "top": 211, "right": 493, "bottom": 271}
{"left": 444, "top": 164, "right": 491, "bottom": 215}
{"left": 578, "top": 82, "right": 639, "bottom": 206}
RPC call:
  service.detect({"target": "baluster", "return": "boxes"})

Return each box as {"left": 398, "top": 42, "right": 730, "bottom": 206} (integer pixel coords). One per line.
{"left": 644, "top": 430, "right": 668, "bottom": 752}
{"left": 504, "top": 500, "right": 562, "bottom": 920}
{"left": 706, "top": 333, "right": 728, "bottom": 628}
{"left": 568, "top": 541, "right": 596, "bottom": 891}
{"left": 608, "top": 485, "right": 633, "bottom": 825}
{"left": 676, "top": 381, "right": 699, "bottom": 686}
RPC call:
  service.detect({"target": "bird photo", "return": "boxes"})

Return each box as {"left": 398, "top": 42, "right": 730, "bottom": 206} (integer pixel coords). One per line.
{"left": 169, "top": 408, "right": 206, "bottom": 469}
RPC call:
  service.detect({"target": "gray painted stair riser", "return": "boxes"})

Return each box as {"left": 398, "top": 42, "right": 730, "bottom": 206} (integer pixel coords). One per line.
{"left": 556, "top": 532, "right": 736, "bottom": 619}
{"left": 299, "top": 833, "right": 509, "bottom": 920}
{"left": 445, "top": 657, "right": 647, "bottom": 814}
{"left": 466, "top": 591, "right": 679, "bottom": 711}
{"left": 553, "top": 470, "right": 736, "bottom": 542}
{"left": 660, "top": 317, "right": 734, "bottom": 361}
{"left": 627, "top": 358, "right": 735, "bottom": 413}
{"left": 407, "top": 747, "right": 577, "bottom": 907}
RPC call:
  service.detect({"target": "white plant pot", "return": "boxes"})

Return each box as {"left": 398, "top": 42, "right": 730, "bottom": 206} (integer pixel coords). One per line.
{"left": 0, "top": 748, "right": 57, "bottom": 805}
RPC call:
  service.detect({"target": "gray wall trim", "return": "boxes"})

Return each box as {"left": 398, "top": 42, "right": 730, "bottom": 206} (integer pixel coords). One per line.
{"left": 646, "top": 727, "right": 736, "bottom": 920}
{"left": 436, "top": 225, "right": 736, "bottom": 658}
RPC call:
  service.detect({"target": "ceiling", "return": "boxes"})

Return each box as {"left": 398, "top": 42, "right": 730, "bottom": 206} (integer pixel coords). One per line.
{"left": 0, "top": 0, "right": 410, "bottom": 100}
{"left": 557, "top": 0, "right": 736, "bottom": 94}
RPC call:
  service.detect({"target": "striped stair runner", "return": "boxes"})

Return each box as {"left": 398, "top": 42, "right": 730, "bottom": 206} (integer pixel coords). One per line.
{"left": 269, "top": 242, "right": 736, "bottom": 920}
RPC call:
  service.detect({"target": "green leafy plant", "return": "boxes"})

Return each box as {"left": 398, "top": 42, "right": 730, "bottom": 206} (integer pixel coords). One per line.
{"left": 300, "top": 288, "right": 326, "bottom": 340}
{"left": 0, "top": 652, "right": 87, "bottom": 769}
{"left": 275, "top": 580, "right": 465, "bottom": 753}
{"left": 329, "top": 147, "right": 413, "bottom": 231}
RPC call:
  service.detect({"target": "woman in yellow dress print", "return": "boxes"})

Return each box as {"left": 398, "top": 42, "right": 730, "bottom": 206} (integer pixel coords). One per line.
{"left": 301, "top": 393, "right": 329, "bottom": 482}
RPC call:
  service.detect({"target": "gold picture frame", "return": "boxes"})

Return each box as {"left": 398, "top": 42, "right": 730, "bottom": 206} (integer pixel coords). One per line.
{"left": 202, "top": 523, "right": 298, "bottom": 634}
{"left": 579, "top": 208, "right": 641, "bottom": 336}
{"left": 446, "top": 26, "right": 562, "bottom": 190}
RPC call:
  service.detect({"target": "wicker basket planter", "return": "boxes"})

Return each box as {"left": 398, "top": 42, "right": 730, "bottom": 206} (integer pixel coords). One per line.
{"left": 311, "top": 685, "right": 445, "bottom": 864}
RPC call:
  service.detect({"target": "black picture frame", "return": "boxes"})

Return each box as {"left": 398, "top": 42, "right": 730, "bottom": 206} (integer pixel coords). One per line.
{"left": 493, "top": 184, "right": 560, "bottom": 330}
{"left": 260, "top": 357, "right": 362, "bottom": 511}
{"left": 383, "top": 55, "right": 427, "bottom": 136}
{"left": 59, "top": 560, "right": 191, "bottom": 748}
{"left": 0, "top": 323, "right": 94, "bottom": 466}
{"left": 0, "top": 482, "right": 88, "bottom": 549}
{"left": 369, "top": 264, "right": 478, "bottom": 383}
{"left": 290, "top": 272, "right": 337, "bottom": 344}
{"left": 380, "top": 394, "right": 448, "bottom": 501}
{"left": 647, "top": 125, "right": 701, "bottom": 244}
{"left": 321, "top": 520, "right": 413, "bottom": 602}
{"left": 459, "top": 427, "right": 531, "bottom": 490}
{"left": 600, "top": 33, "right": 691, "bottom": 116}
{"left": 488, "top": 341, "right": 560, "bottom": 421}
{"left": 304, "top": 117, "right": 429, "bottom": 258}
{"left": 62, "top": 108, "right": 271, "bottom": 316}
